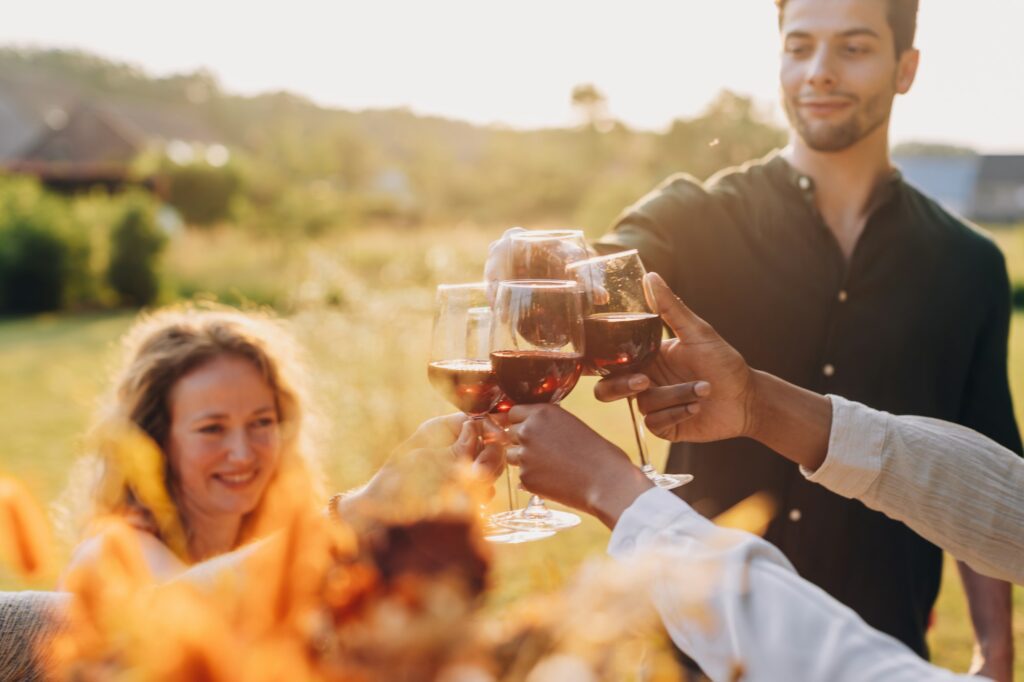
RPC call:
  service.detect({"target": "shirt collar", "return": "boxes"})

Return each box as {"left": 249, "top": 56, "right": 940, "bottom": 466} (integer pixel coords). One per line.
{"left": 766, "top": 151, "right": 904, "bottom": 214}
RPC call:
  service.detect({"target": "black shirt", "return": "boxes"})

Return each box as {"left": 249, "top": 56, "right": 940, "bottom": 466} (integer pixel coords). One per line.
{"left": 598, "top": 151, "right": 1022, "bottom": 656}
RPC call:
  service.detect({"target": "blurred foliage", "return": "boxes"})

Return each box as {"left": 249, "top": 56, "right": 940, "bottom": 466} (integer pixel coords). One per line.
{"left": 1, "top": 47, "right": 787, "bottom": 238}
{"left": 0, "top": 177, "right": 86, "bottom": 313}
{"left": 107, "top": 196, "right": 166, "bottom": 306}
{"left": 164, "top": 160, "right": 242, "bottom": 226}
{"left": 0, "top": 175, "right": 163, "bottom": 314}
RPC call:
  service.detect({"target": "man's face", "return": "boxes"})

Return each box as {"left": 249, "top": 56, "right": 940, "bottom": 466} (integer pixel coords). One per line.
{"left": 779, "top": 0, "right": 918, "bottom": 152}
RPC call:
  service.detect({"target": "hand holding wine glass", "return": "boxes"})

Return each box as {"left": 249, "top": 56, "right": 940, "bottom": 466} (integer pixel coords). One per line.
{"left": 567, "top": 251, "right": 692, "bottom": 489}
{"left": 504, "top": 404, "right": 654, "bottom": 530}
{"left": 593, "top": 272, "right": 757, "bottom": 444}
{"left": 428, "top": 283, "right": 553, "bottom": 543}
{"left": 490, "top": 279, "right": 585, "bottom": 533}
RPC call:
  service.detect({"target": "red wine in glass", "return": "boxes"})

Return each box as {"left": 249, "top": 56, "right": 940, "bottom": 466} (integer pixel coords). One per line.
{"left": 490, "top": 396, "right": 515, "bottom": 414}
{"left": 427, "top": 359, "right": 503, "bottom": 416}
{"left": 489, "top": 279, "right": 585, "bottom": 533}
{"left": 490, "top": 350, "right": 583, "bottom": 404}
{"left": 582, "top": 312, "right": 662, "bottom": 376}
{"left": 567, "top": 251, "right": 692, "bottom": 490}
{"left": 429, "top": 284, "right": 552, "bottom": 544}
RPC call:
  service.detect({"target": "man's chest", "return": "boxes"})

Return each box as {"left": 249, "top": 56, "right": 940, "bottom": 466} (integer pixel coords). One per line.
{"left": 679, "top": 222, "right": 983, "bottom": 418}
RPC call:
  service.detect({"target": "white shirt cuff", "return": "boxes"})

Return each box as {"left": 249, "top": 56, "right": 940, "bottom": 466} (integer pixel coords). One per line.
{"left": 607, "top": 487, "right": 700, "bottom": 559}
{"left": 801, "top": 395, "right": 887, "bottom": 499}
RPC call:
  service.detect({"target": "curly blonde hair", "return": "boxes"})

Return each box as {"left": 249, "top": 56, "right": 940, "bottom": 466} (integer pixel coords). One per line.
{"left": 57, "top": 303, "right": 326, "bottom": 562}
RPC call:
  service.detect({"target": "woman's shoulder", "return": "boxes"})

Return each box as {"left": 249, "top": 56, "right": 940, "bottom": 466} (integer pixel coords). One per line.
{"left": 61, "top": 524, "right": 188, "bottom": 587}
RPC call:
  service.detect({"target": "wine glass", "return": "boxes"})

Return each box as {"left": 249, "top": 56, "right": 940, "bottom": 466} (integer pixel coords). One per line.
{"left": 428, "top": 283, "right": 554, "bottom": 543}
{"left": 508, "top": 229, "right": 591, "bottom": 280}
{"left": 567, "top": 250, "right": 694, "bottom": 489}
{"left": 489, "top": 280, "right": 585, "bottom": 532}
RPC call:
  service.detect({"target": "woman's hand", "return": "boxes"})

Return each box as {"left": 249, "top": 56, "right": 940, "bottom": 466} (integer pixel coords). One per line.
{"left": 398, "top": 414, "right": 505, "bottom": 482}
{"left": 335, "top": 415, "right": 506, "bottom": 522}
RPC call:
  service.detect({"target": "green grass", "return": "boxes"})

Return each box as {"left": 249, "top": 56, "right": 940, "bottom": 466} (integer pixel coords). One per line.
{"left": 2, "top": 224, "right": 1023, "bottom": 676}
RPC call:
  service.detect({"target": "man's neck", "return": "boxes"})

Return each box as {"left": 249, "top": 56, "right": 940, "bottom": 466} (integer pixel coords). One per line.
{"left": 781, "top": 125, "right": 894, "bottom": 259}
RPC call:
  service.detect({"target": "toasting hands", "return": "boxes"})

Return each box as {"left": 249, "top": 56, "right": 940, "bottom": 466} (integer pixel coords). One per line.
{"left": 504, "top": 404, "right": 653, "bottom": 528}
{"left": 593, "top": 272, "right": 757, "bottom": 444}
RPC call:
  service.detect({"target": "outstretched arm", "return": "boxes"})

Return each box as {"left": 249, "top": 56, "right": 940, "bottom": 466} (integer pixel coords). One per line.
{"left": 592, "top": 272, "right": 1024, "bottom": 585}
{"left": 502, "top": 405, "right": 975, "bottom": 681}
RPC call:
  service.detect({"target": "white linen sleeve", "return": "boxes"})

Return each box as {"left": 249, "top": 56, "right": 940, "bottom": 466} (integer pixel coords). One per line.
{"left": 608, "top": 488, "right": 976, "bottom": 682}
{"left": 805, "top": 395, "right": 1024, "bottom": 584}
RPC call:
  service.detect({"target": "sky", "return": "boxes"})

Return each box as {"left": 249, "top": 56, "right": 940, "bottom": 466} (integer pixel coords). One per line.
{"left": 3, "top": 0, "right": 1023, "bottom": 152}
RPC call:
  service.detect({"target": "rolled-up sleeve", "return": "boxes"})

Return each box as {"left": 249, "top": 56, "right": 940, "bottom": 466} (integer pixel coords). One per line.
{"left": 804, "top": 395, "right": 1024, "bottom": 584}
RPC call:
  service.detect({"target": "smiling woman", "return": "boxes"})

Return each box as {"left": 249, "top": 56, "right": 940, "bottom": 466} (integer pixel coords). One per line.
{"left": 56, "top": 304, "right": 326, "bottom": 581}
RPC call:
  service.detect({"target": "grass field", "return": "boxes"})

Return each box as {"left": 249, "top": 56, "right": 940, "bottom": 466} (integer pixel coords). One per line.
{"left": 2, "top": 224, "right": 1023, "bottom": 676}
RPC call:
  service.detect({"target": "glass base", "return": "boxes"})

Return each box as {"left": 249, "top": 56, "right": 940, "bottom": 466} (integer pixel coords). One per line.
{"left": 642, "top": 465, "right": 694, "bottom": 490}
{"left": 484, "top": 524, "right": 556, "bottom": 544}
{"left": 491, "top": 507, "right": 581, "bottom": 532}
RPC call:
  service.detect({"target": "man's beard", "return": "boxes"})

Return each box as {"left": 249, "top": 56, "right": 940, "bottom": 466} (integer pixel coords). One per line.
{"left": 783, "top": 91, "right": 891, "bottom": 152}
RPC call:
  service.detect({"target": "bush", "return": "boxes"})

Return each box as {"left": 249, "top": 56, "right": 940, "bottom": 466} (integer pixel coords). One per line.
{"left": 107, "top": 197, "right": 166, "bottom": 307}
{"left": 165, "top": 161, "right": 242, "bottom": 226}
{"left": 0, "top": 177, "right": 88, "bottom": 314}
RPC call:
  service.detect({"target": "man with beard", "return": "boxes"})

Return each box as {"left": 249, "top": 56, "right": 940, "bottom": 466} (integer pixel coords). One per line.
{"left": 591, "top": 0, "right": 1017, "bottom": 678}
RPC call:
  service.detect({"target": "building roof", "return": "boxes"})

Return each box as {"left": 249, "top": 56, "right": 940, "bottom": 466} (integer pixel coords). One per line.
{"left": 13, "top": 101, "right": 142, "bottom": 166}
{"left": 977, "top": 155, "right": 1024, "bottom": 183}
{"left": 0, "top": 73, "right": 222, "bottom": 164}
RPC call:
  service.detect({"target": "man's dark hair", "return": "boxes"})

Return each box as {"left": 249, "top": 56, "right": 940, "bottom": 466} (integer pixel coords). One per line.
{"left": 775, "top": 0, "right": 919, "bottom": 55}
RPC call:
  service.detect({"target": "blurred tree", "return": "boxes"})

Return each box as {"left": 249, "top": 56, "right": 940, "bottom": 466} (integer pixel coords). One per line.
{"left": 0, "top": 177, "right": 90, "bottom": 314}
{"left": 165, "top": 159, "right": 243, "bottom": 226}
{"left": 2, "top": 49, "right": 798, "bottom": 233}
{"left": 571, "top": 83, "right": 612, "bottom": 132}
{"left": 0, "top": 220, "right": 71, "bottom": 313}
{"left": 659, "top": 90, "right": 787, "bottom": 180}
{"left": 107, "top": 197, "right": 166, "bottom": 307}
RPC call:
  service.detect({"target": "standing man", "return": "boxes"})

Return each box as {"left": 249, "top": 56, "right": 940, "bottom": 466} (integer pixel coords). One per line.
{"left": 594, "top": 0, "right": 1017, "bottom": 677}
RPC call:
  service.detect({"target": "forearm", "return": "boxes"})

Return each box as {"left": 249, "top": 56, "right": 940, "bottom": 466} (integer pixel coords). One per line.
{"left": 746, "top": 370, "right": 832, "bottom": 470}
{"left": 808, "top": 399, "right": 1024, "bottom": 584}
{"left": 587, "top": 463, "right": 654, "bottom": 529}
{"left": 609, "top": 489, "right": 973, "bottom": 682}
{"left": 959, "top": 562, "right": 1014, "bottom": 679}
{"left": 747, "top": 375, "right": 1024, "bottom": 583}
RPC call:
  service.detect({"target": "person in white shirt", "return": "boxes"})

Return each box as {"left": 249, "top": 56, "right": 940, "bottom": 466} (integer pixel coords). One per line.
{"left": 503, "top": 272, "right": 1023, "bottom": 681}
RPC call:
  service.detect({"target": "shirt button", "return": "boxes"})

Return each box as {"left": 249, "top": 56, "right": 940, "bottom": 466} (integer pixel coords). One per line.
{"left": 822, "top": 363, "right": 835, "bottom": 377}
{"left": 837, "top": 290, "right": 848, "bottom": 303}
{"left": 798, "top": 176, "right": 811, "bottom": 190}
{"left": 789, "top": 508, "right": 802, "bottom": 522}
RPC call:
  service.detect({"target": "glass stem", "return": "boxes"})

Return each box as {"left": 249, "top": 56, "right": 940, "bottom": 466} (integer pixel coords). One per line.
{"left": 524, "top": 495, "right": 550, "bottom": 518}
{"left": 627, "top": 395, "right": 652, "bottom": 468}
{"left": 505, "top": 464, "right": 516, "bottom": 511}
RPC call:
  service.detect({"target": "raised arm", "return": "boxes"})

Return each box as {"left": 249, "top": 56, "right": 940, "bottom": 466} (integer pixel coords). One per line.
{"left": 593, "top": 272, "right": 1024, "bottom": 584}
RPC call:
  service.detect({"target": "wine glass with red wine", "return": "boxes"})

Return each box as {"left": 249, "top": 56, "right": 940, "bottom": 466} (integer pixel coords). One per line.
{"left": 567, "top": 250, "right": 693, "bottom": 489}
{"left": 489, "top": 280, "right": 585, "bottom": 533}
{"left": 428, "top": 283, "right": 554, "bottom": 543}
{"left": 508, "top": 229, "right": 591, "bottom": 280}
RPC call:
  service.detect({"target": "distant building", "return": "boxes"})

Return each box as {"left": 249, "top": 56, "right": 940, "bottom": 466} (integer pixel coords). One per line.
{"left": 6, "top": 102, "right": 143, "bottom": 193}
{"left": 894, "top": 154, "right": 1024, "bottom": 225}
{"left": 973, "top": 156, "right": 1024, "bottom": 224}
{"left": 0, "top": 74, "right": 222, "bottom": 194}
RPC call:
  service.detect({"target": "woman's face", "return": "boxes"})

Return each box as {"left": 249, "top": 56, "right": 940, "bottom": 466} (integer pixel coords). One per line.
{"left": 166, "top": 354, "right": 282, "bottom": 520}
